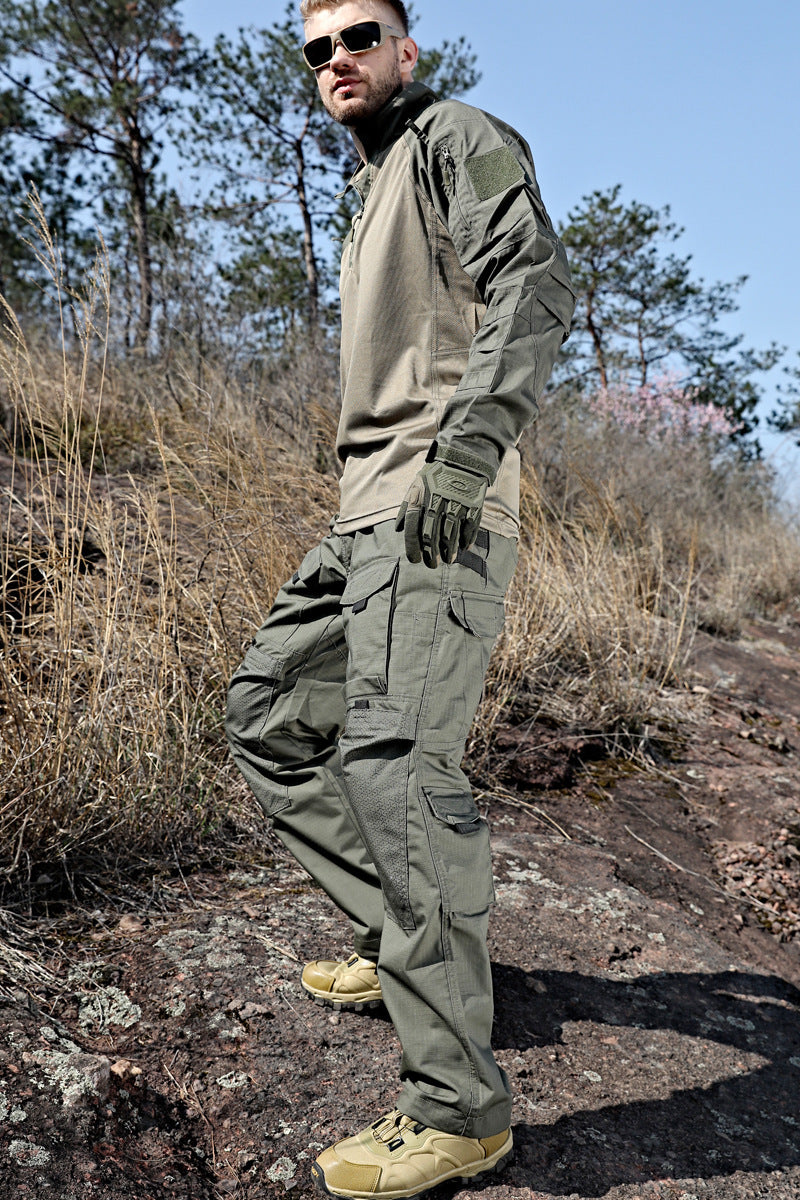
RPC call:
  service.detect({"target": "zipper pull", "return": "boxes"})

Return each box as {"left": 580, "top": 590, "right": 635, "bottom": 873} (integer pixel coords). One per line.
{"left": 437, "top": 143, "right": 468, "bottom": 228}
{"left": 347, "top": 198, "right": 366, "bottom": 266}
{"left": 438, "top": 143, "right": 457, "bottom": 187}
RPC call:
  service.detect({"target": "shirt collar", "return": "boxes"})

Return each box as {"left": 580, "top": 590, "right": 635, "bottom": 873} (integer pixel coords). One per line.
{"left": 351, "top": 81, "right": 437, "bottom": 165}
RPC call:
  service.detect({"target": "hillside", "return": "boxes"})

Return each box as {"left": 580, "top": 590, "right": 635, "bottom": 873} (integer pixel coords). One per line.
{"left": 0, "top": 610, "right": 798, "bottom": 1200}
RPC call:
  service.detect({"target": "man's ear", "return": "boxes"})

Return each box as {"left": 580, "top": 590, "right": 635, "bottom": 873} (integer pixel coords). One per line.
{"left": 399, "top": 35, "right": 419, "bottom": 81}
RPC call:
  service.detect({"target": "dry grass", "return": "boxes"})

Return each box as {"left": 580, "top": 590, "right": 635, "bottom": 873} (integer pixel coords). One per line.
{"left": 468, "top": 467, "right": 698, "bottom": 771}
{"left": 534, "top": 396, "right": 800, "bottom": 633}
{"left": 2, "top": 218, "right": 799, "bottom": 888}
{"left": 0, "top": 212, "right": 335, "bottom": 888}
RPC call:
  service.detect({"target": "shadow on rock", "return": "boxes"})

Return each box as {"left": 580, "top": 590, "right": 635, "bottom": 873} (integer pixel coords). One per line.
{"left": 492, "top": 964, "right": 800, "bottom": 1196}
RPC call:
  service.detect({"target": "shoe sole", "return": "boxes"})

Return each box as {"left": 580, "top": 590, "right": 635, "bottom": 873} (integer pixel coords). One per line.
{"left": 301, "top": 983, "right": 383, "bottom": 1013}
{"left": 310, "top": 1138, "right": 513, "bottom": 1199}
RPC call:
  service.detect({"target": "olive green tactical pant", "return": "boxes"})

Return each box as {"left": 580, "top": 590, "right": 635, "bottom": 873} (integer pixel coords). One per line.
{"left": 225, "top": 519, "right": 516, "bottom": 1138}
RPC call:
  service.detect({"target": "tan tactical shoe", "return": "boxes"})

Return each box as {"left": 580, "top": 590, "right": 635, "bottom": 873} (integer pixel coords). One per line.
{"left": 301, "top": 953, "right": 383, "bottom": 1011}
{"left": 311, "top": 1110, "right": 513, "bottom": 1198}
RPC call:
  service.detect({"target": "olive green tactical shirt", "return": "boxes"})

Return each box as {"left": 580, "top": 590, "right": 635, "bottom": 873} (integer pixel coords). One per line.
{"left": 334, "top": 83, "right": 575, "bottom": 538}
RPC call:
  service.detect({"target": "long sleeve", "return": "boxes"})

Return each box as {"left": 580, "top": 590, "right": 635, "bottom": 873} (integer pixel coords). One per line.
{"left": 414, "top": 106, "right": 576, "bottom": 478}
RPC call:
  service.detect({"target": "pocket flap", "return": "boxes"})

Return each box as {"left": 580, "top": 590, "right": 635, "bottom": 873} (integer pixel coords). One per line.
{"left": 241, "top": 645, "right": 285, "bottom": 685}
{"left": 342, "top": 558, "right": 398, "bottom": 612}
{"left": 448, "top": 592, "right": 505, "bottom": 638}
{"left": 342, "top": 693, "right": 418, "bottom": 742}
{"left": 424, "top": 787, "right": 480, "bottom": 829}
{"left": 537, "top": 257, "right": 577, "bottom": 332}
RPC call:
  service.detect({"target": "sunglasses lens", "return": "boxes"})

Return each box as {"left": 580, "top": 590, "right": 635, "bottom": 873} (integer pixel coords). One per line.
{"left": 303, "top": 22, "right": 386, "bottom": 69}
{"left": 340, "top": 22, "right": 382, "bottom": 54}
{"left": 303, "top": 34, "right": 334, "bottom": 69}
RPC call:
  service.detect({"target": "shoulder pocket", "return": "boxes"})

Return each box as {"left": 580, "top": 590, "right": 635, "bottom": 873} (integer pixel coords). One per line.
{"left": 435, "top": 141, "right": 470, "bottom": 234}
{"left": 465, "top": 145, "right": 525, "bottom": 202}
{"left": 536, "top": 252, "right": 577, "bottom": 339}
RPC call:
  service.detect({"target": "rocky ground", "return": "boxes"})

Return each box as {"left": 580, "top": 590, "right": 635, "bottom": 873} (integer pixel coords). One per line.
{"left": 1, "top": 613, "right": 799, "bottom": 1200}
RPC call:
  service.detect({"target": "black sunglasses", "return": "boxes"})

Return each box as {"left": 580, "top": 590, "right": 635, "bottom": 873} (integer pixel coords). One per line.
{"left": 302, "top": 20, "right": 404, "bottom": 70}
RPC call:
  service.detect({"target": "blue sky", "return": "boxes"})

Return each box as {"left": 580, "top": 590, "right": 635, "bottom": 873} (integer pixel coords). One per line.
{"left": 184, "top": 0, "right": 800, "bottom": 498}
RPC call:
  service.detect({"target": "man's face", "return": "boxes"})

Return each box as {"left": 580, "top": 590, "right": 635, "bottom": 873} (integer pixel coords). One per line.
{"left": 304, "top": 1, "right": 417, "bottom": 127}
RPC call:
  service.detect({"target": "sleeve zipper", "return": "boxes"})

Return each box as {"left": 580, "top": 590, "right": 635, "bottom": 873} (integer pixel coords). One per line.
{"left": 436, "top": 143, "right": 468, "bottom": 229}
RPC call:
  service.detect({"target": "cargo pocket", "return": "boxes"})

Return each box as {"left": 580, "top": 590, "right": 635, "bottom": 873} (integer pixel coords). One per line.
{"left": 433, "top": 591, "right": 505, "bottom": 734}
{"left": 341, "top": 558, "right": 400, "bottom": 696}
{"left": 339, "top": 694, "right": 418, "bottom": 931}
{"left": 284, "top": 674, "right": 345, "bottom": 743}
{"left": 448, "top": 592, "right": 505, "bottom": 639}
{"left": 423, "top": 787, "right": 495, "bottom": 917}
{"left": 227, "top": 644, "right": 285, "bottom": 743}
{"left": 225, "top": 644, "right": 291, "bottom": 817}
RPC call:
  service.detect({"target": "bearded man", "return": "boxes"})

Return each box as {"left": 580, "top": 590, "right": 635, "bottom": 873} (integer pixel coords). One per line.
{"left": 226, "top": 2, "right": 575, "bottom": 1195}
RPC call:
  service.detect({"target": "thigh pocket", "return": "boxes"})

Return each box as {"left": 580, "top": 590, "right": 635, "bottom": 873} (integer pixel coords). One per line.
{"left": 339, "top": 695, "right": 418, "bottom": 931}
{"left": 423, "top": 787, "right": 495, "bottom": 917}
{"left": 426, "top": 592, "right": 505, "bottom": 737}
{"left": 448, "top": 592, "right": 505, "bottom": 639}
{"left": 284, "top": 674, "right": 345, "bottom": 742}
{"left": 226, "top": 644, "right": 291, "bottom": 817}
{"left": 341, "top": 558, "right": 399, "bottom": 696}
{"left": 226, "top": 644, "right": 286, "bottom": 746}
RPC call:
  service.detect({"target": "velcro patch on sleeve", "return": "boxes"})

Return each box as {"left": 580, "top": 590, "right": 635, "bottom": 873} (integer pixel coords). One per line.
{"left": 465, "top": 145, "right": 524, "bottom": 201}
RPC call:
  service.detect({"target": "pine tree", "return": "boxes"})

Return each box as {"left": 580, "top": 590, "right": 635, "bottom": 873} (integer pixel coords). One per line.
{"left": 558, "top": 185, "right": 783, "bottom": 446}
{"left": 0, "top": 0, "right": 199, "bottom": 349}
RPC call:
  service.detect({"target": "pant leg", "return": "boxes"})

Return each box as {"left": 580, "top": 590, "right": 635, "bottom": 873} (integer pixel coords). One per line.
{"left": 225, "top": 532, "right": 384, "bottom": 958}
{"left": 338, "top": 521, "right": 517, "bottom": 1138}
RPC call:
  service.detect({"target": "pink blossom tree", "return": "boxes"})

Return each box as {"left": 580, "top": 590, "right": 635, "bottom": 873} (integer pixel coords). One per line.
{"left": 586, "top": 373, "right": 743, "bottom": 444}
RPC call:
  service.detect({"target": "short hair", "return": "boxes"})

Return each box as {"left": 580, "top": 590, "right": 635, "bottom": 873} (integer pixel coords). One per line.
{"left": 299, "top": 0, "right": 410, "bottom": 36}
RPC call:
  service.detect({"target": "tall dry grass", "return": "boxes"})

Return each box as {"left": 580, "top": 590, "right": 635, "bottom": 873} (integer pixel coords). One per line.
{"left": 529, "top": 395, "right": 800, "bottom": 638}
{"left": 0, "top": 208, "right": 336, "bottom": 889}
{"left": 468, "top": 469, "right": 697, "bottom": 771}
{"left": 2, "top": 214, "right": 799, "bottom": 888}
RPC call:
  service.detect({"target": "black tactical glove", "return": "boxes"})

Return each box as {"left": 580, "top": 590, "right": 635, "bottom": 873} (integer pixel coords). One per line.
{"left": 395, "top": 442, "right": 494, "bottom": 568}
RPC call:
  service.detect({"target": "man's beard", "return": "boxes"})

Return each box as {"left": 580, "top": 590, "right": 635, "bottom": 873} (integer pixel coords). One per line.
{"left": 322, "top": 55, "right": 402, "bottom": 126}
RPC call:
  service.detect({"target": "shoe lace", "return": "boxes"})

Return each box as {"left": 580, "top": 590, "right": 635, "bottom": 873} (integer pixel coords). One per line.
{"left": 372, "top": 1111, "right": 428, "bottom": 1150}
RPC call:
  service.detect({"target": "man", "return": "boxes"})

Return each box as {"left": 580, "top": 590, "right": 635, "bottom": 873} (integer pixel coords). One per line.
{"left": 225, "top": 1, "right": 575, "bottom": 1196}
